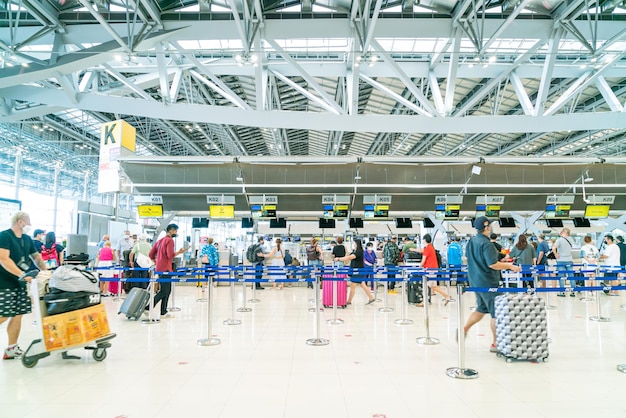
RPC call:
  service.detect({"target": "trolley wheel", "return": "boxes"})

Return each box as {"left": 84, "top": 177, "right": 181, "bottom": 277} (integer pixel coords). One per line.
{"left": 496, "top": 352, "right": 503, "bottom": 358}
{"left": 93, "top": 348, "right": 107, "bottom": 362}
{"left": 542, "top": 357, "right": 549, "bottom": 363}
{"left": 505, "top": 357, "right": 513, "bottom": 363}
{"left": 22, "top": 356, "right": 38, "bottom": 368}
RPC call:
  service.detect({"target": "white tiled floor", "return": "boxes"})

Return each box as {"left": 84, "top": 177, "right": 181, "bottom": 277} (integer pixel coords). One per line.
{"left": 2, "top": 283, "right": 626, "bottom": 418}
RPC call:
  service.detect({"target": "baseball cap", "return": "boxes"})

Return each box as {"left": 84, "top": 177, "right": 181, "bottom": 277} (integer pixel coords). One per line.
{"left": 33, "top": 229, "right": 45, "bottom": 237}
{"left": 473, "top": 216, "right": 494, "bottom": 231}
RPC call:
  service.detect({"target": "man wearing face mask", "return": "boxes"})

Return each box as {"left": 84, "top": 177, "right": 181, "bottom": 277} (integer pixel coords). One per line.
{"left": 32, "top": 229, "right": 45, "bottom": 253}
{"left": 116, "top": 230, "right": 134, "bottom": 268}
{"left": 0, "top": 212, "right": 47, "bottom": 359}
{"left": 148, "top": 224, "right": 186, "bottom": 318}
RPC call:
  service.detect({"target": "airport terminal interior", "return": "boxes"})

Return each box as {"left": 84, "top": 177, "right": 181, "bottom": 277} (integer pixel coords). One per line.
{"left": 1, "top": 0, "right": 626, "bottom": 416}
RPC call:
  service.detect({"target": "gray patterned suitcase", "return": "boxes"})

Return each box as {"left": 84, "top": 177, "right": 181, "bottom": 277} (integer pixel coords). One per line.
{"left": 495, "top": 293, "right": 549, "bottom": 362}
{"left": 118, "top": 287, "right": 150, "bottom": 320}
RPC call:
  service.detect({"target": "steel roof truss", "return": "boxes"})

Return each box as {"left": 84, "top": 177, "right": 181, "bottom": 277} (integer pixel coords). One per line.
{"left": 509, "top": 71, "right": 533, "bottom": 116}
{"left": 534, "top": 27, "right": 562, "bottom": 116}
{"left": 595, "top": 76, "right": 624, "bottom": 112}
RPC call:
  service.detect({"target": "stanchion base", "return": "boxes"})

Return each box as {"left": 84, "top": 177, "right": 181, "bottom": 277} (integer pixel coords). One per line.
{"left": 416, "top": 337, "right": 440, "bottom": 345}
{"left": 196, "top": 298, "right": 208, "bottom": 302}
{"left": 112, "top": 296, "right": 122, "bottom": 302}
{"left": 378, "top": 307, "right": 394, "bottom": 313}
{"left": 141, "top": 318, "right": 160, "bottom": 325}
{"left": 168, "top": 307, "right": 181, "bottom": 312}
{"left": 589, "top": 316, "right": 611, "bottom": 322}
{"left": 223, "top": 319, "right": 242, "bottom": 325}
{"left": 446, "top": 367, "right": 479, "bottom": 379}
{"left": 326, "top": 319, "right": 344, "bottom": 325}
{"left": 306, "top": 338, "right": 329, "bottom": 346}
{"left": 446, "top": 298, "right": 457, "bottom": 303}
{"left": 579, "top": 297, "right": 595, "bottom": 302}
{"left": 617, "top": 364, "right": 626, "bottom": 373}
{"left": 394, "top": 319, "right": 414, "bottom": 325}
{"left": 248, "top": 298, "right": 260, "bottom": 303}
{"left": 197, "top": 338, "right": 221, "bottom": 346}
{"left": 237, "top": 307, "right": 252, "bottom": 312}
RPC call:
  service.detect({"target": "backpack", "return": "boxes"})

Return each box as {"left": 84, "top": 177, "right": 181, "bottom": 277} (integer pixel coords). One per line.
{"left": 41, "top": 245, "right": 59, "bottom": 269}
{"left": 283, "top": 250, "right": 293, "bottom": 265}
{"left": 246, "top": 244, "right": 262, "bottom": 263}
{"left": 384, "top": 242, "right": 400, "bottom": 264}
{"left": 306, "top": 245, "right": 319, "bottom": 261}
{"left": 435, "top": 250, "right": 442, "bottom": 268}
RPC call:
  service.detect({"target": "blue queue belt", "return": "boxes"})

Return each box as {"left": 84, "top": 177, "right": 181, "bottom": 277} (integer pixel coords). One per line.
{"left": 89, "top": 264, "right": 625, "bottom": 291}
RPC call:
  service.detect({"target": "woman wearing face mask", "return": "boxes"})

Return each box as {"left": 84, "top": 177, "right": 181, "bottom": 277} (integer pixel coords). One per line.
{"left": 336, "top": 239, "right": 375, "bottom": 306}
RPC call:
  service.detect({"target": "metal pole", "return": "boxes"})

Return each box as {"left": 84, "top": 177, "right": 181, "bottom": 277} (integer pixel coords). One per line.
{"left": 446, "top": 283, "right": 479, "bottom": 379}
{"left": 198, "top": 271, "right": 220, "bottom": 346}
{"left": 237, "top": 267, "right": 252, "bottom": 312}
{"left": 224, "top": 269, "right": 241, "bottom": 325}
{"left": 248, "top": 265, "right": 260, "bottom": 303}
{"left": 417, "top": 272, "right": 440, "bottom": 345}
{"left": 306, "top": 273, "right": 329, "bottom": 346}
{"left": 590, "top": 267, "right": 611, "bottom": 322}
{"left": 197, "top": 267, "right": 208, "bottom": 302}
{"left": 379, "top": 267, "right": 393, "bottom": 313}
{"left": 395, "top": 269, "right": 413, "bottom": 325}
{"left": 327, "top": 265, "right": 344, "bottom": 325}
{"left": 112, "top": 265, "right": 123, "bottom": 302}
{"left": 544, "top": 266, "right": 557, "bottom": 310}
{"left": 142, "top": 270, "right": 160, "bottom": 324}
{"left": 168, "top": 281, "right": 181, "bottom": 312}
{"left": 52, "top": 164, "right": 60, "bottom": 232}
{"left": 308, "top": 266, "right": 322, "bottom": 312}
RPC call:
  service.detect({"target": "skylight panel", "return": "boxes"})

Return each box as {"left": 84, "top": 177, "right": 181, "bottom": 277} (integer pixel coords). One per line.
{"left": 176, "top": 4, "right": 200, "bottom": 12}
{"left": 211, "top": 4, "right": 231, "bottom": 12}
{"left": 276, "top": 4, "right": 301, "bottom": 12}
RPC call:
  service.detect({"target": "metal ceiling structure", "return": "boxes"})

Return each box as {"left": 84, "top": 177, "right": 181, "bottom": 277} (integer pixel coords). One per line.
{"left": 1, "top": 0, "right": 626, "bottom": 200}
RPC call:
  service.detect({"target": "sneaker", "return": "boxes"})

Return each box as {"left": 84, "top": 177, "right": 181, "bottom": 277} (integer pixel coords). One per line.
{"left": 3, "top": 345, "right": 24, "bottom": 360}
{"left": 570, "top": 292, "right": 576, "bottom": 297}
{"left": 489, "top": 344, "right": 498, "bottom": 353}
{"left": 366, "top": 299, "right": 376, "bottom": 305}
{"left": 443, "top": 298, "right": 451, "bottom": 306}
{"left": 256, "top": 286, "right": 265, "bottom": 290}
{"left": 557, "top": 293, "right": 566, "bottom": 297}
{"left": 160, "top": 313, "right": 174, "bottom": 319}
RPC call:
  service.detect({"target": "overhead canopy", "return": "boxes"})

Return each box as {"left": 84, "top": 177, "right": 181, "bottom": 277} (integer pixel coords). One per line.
{"left": 120, "top": 156, "right": 626, "bottom": 215}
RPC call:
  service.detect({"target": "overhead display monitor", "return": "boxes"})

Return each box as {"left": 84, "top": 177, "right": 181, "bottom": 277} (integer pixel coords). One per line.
{"left": 318, "top": 218, "right": 336, "bottom": 229}
{"left": 251, "top": 204, "right": 277, "bottom": 219}
{"left": 498, "top": 217, "right": 516, "bottom": 228}
{"left": 137, "top": 204, "right": 163, "bottom": 218}
{"left": 192, "top": 217, "right": 209, "bottom": 228}
{"left": 322, "top": 204, "right": 334, "bottom": 219}
{"left": 546, "top": 219, "right": 563, "bottom": 228}
{"left": 349, "top": 218, "right": 364, "bottom": 228}
{"left": 423, "top": 218, "right": 435, "bottom": 228}
{"left": 241, "top": 218, "right": 254, "bottom": 228}
{"left": 395, "top": 218, "right": 413, "bottom": 228}
{"left": 364, "top": 205, "right": 389, "bottom": 218}
{"left": 584, "top": 205, "right": 610, "bottom": 219}
{"left": 435, "top": 205, "right": 460, "bottom": 220}
{"left": 544, "top": 204, "right": 570, "bottom": 219}
{"left": 333, "top": 205, "right": 349, "bottom": 219}
{"left": 209, "top": 205, "right": 234, "bottom": 219}
{"left": 572, "top": 217, "right": 591, "bottom": 227}
{"left": 269, "top": 218, "right": 286, "bottom": 228}
{"left": 475, "top": 205, "right": 501, "bottom": 218}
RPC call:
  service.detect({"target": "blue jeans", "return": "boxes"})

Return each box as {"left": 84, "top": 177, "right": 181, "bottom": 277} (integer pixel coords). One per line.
{"left": 308, "top": 260, "right": 322, "bottom": 287}
{"left": 253, "top": 263, "right": 264, "bottom": 288}
{"left": 557, "top": 261, "right": 575, "bottom": 291}
{"left": 385, "top": 264, "right": 397, "bottom": 289}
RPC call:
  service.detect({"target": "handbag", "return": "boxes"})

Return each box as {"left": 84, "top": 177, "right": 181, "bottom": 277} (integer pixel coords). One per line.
{"left": 136, "top": 252, "right": 154, "bottom": 268}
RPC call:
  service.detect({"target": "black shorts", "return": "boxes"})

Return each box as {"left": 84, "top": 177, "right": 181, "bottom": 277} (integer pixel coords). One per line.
{"left": 0, "top": 287, "right": 32, "bottom": 317}
{"left": 475, "top": 292, "right": 498, "bottom": 316}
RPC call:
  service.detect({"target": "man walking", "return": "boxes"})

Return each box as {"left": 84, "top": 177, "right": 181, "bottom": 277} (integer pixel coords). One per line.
{"left": 148, "top": 224, "right": 185, "bottom": 318}
{"left": 0, "top": 212, "right": 47, "bottom": 359}
{"left": 461, "top": 217, "right": 521, "bottom": 353}
{"left": 383, "top": 236, "right": 400, "bottom": 293}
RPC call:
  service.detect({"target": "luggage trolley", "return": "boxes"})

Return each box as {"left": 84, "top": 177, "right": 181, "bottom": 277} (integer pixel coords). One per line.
{"left": 21, "top": 278, "right": 116, "bottom": 368}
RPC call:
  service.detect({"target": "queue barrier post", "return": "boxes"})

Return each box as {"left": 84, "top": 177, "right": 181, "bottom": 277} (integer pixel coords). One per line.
{"left": 446, "top": 282, "right": 478, "bottom": 379}
{"left": 416, "top": 271, "right": 439, "bottom": 346}
{"left": 326, "top": 266, "right": 344, "bottom": 325}
{"left": 224, "top": 268, "right": 242, "bottom": 326}
{"left": 142, "top": 269, "right": 160, "bottom": 324}
{"left": 379, "top": 267, "right": 393, "bottom": 313}
{"left": 306, "top": 272, "right": 329, "bottom": 346}
{"left": 198, "top": 271, "right": 220, "bottom": 346}
{"left": 237, "top": 268, "right": 252, "bottom": 312}
{"left": 248, "top": 266, "right": 260, "bottom": 303}
{"left": 395, "top": 269, "right": 413, "bottom": 326}
{"left": 168, "top": 280, "right": 181, "bottom": 312}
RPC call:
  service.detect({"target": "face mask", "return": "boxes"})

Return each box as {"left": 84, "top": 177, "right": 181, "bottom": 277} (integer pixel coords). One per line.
{"left": 171, "top": 233, "right": 178, "bottom": 238}
{"left": 22, "top": 224, "right": 32, "bottom": 234}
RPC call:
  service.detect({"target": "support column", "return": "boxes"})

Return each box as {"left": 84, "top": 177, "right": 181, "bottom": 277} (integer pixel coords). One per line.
{"left": 14, "top": 152, "right": 22, "bottom": 201}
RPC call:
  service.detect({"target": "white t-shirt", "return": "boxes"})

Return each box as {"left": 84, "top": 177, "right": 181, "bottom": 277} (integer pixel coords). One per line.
{"left": 603, "top": 243, "right": 620, "bottom": 267}
{"left": 580, "top": 243, "right": 599, "bottom": 264}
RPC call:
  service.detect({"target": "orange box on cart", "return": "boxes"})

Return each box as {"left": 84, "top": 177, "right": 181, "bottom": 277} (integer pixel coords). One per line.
{"left": 41, "top": 304, "right": 110, "bottom": 351}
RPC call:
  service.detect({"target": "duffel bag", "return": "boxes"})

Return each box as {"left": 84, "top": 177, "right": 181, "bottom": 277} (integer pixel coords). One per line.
{"left": 49, "top": 266, "right": 99, "bottom": 294}
{"left": 44, "top": 288, "right": 101, "bottom": 315}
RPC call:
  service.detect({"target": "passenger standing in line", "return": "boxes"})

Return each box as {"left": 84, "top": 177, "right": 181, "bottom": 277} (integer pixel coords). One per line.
{"left": 116, "top": 230, "right": 134, "bottom": 270}
{"left": 616, "top": 236, "right": 626, "bottom": 267}
{"left": 32, "top": 229, "right": 46, "bottom": 253}
{"left": 97, "top": 234, "right": 110, "bottom": 251}
{"left": 447, "top": 236, "right": 463, "bottom": 267}
{"left": 129, "top": 234, "right": 152, "bottom": 289}
{"left": 461, "top": 217, "right": 521, "bottom": 353}
{"left": 0, "top": 212, "right": 47, "bottom": 360}
{"left": 363, "top": 241, "right": 377, "bottom": 290}
{"left": 336, "top": 239, "right": 375, "bottom": 306}
{"left": 383, "top": 236, "right": 400, "bottom": 293}
{"left": 148, "top": 224, "right": 186, "bottom": 318}
{"left": 420, "top": 234, "right": 452, "bottom": 305}
{"left": 266, "top": 238, "right": 286, "bottom": 289}
{"left": 555, "top": 228, "right": 575, "bottom": 297}
{"left": 251, "top": 236, "right": 266, "bottom": 290}
{"left": 41, "top": 231, "right": 65, "bottom": 269}
{"left": 200, "top": 237, "right": 219, "bottom": 267}
{"left": 599, "top": 234, "right": 620, "bottom": 296}
{"left": 535, "top": 234, "right": 550, "bottom": 267}
{"left": 306, "top": 238, "right": 324, "bottom": 288}
{"left": 508, "top": 234, "right": 535, "bottom": 287}
{"left": 96, "top": 241, "right": 115, "bottom": 296}
{"left": 580, "top": 235, "right": 599, "bottom": 290}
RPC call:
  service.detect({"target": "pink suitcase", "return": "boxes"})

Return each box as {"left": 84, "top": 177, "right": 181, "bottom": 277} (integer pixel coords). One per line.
{"left": 108, "top": 280, "right": 121, "bottom": 295}
{"left": 322, "top": 274, "right": 347, "bottom": 308}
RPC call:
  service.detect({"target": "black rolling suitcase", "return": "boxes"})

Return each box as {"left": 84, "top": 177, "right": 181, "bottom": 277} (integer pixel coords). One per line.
{"left": 118, "top": 287, "right": 150, "bottom": 320}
